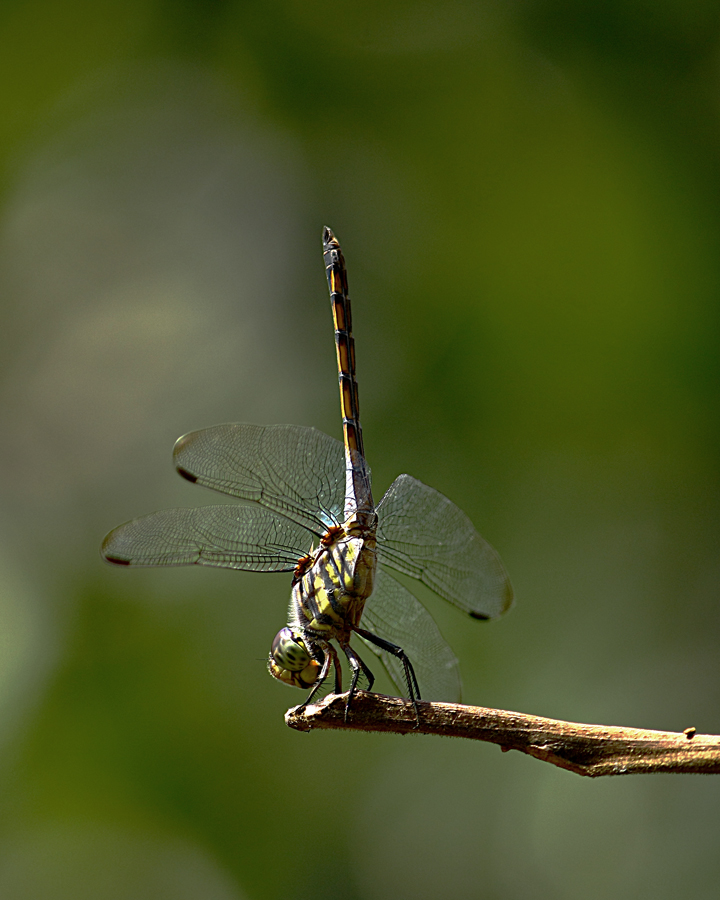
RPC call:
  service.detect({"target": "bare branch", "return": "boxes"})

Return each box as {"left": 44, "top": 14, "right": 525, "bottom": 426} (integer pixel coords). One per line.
{"left": 285, "top": 691, "right": 720, "bottom": 777}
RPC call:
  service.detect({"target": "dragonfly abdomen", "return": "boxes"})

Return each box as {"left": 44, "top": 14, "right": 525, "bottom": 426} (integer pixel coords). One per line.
{"left": 323, "top": 228, "right": 363, "bottom": 458}
{"left": 323, "top": 227, "right": 374, "bottom": 519}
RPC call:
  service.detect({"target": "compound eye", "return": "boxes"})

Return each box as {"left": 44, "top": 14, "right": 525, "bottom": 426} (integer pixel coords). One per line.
{"left": 268, "top": 627, "right": 322, "bottom": 689}
{"left": 271, "top": 627, "right": 311, "bottom": 672}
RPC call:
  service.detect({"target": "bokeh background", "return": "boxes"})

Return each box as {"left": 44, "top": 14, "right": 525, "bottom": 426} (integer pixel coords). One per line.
{"left": 1, "top": 1, "right": 720, "bottom": 897}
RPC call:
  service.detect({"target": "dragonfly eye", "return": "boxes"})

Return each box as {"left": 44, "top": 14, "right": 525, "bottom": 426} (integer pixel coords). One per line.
{"left": 268, "top": 627, "right": 322, "bottom": 689}
{"left": 271, "top": 627, "right": 310, "bottom": 670}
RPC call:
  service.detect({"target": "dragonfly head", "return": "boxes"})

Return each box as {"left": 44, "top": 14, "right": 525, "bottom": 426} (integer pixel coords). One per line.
{"left": 268, "top": 627, "right": 322, "bottom": 689}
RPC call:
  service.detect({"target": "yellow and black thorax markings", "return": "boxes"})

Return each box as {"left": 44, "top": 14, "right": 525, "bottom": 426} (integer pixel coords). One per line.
{"left": 293, "top": 529, "right": 377, "bottom": 639}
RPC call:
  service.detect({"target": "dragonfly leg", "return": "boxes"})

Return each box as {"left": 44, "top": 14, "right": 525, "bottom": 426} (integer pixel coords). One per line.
{"left": 331, "top": 646, "right": 343, "bottom": 695}
{"left": 296, "top": 645, "right": 330, "bottom": 709}
{"left": 353, "top": 625, "right": 422, "bottom": 718}
{"left": 342, "top": 644, "right": 375, "bottom": 722}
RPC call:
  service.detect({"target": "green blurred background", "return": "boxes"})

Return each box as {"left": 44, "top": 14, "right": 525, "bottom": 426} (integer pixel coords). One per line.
{"left": 1, "top": 1, "right": 719, "bottom": 897}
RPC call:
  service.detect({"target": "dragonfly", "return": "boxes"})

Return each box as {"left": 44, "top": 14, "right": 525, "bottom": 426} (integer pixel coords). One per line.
{"left": 101, "top": 227, "right": 513, "bottom": 711}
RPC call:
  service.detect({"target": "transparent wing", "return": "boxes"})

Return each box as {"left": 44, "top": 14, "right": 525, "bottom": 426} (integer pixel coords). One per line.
{"left": 101, "top": 505, "right": 312, "bottom": 571}
{"left": 173, "top": 424, "right": 352, "bottom": 537}
{"left": 358, "top": 567, "right": 462, "bottom": 703}
{"left": 376, "top": 474, "right": 514, "bottom": 620}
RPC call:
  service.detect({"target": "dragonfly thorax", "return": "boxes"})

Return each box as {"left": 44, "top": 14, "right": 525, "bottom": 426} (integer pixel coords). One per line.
{"left": 290, "top": 524, "right": 377, "bottom": 640}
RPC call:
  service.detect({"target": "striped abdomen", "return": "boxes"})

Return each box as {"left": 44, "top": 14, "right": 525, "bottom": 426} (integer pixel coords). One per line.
{"left": 322, "top": 227, "right": 374, "bottom": 517}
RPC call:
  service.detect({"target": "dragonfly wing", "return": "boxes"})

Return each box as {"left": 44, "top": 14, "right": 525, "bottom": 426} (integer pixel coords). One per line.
{"left": 358, "top": 567, "right": 462, "bottom": 703}
{"left": 376, "top": 474, "right": 513, "bottom": 620}
{"left": 173, "top": 424, "right": 349, "bottom": 537}
{"left": 102, "top": 505, "right": 311, "bottom": 571}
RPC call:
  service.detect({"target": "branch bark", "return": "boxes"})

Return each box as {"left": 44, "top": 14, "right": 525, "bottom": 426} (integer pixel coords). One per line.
{"left": 285, "top": 691, "right": 720, "bottom": 777}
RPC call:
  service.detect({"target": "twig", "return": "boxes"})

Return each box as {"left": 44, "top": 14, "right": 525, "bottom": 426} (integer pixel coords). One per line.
{"left": 285, "top": 691, "right": 720, "bottom": 777}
